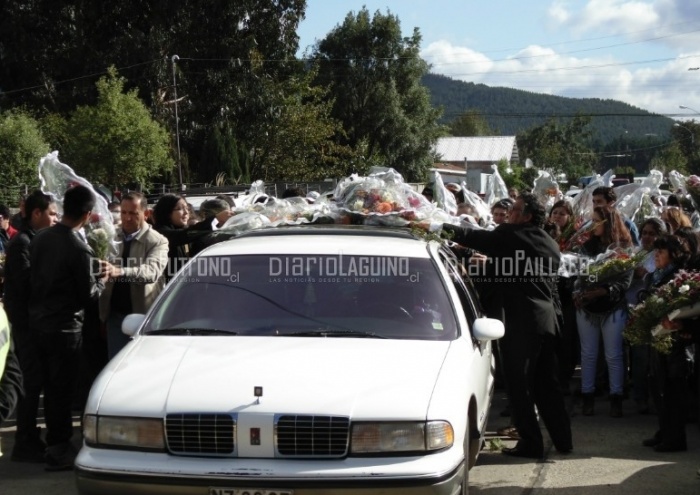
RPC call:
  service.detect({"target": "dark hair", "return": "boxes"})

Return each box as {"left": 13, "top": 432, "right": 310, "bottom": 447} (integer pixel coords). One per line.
{"left": 152, "top": 193, "right": 184, "bottom": 227}
{"left": 199, "top": 198, "right": 230, "bottom": 219}
{"left": 591, "top": 206, "right": 632, "bottom": 248}
{"left": 665, "top": 194, "right": 680, "bottom": 207}
{"left": 281, "top": 187, "right": 304, "bottom": 199}
{"left": 675, "top": 227, "right": 700, "bottom": 269}
{"left": 23, "top": 190, "right": 54, "bottom": 221}
{"left": 640, "top": 217, "right": 666, "bottom": 236}
{"left": 517, "top": 192, "right": 547, "bottom": 227}
{"left": 63, "top": 185, "right": 96, "bottom": 220}
{"left": 653, "top": 234, "right": 692, "bottom": 267}
{"left": 108, "top": 200, "right": 121, "bottom": 211}
{"left": 121, "top": 191, "right": 148, "bottom": 211}
{"left": 215, "top": 194, "right": 235, "bottom": 207}
{"left": 549, "top": 199, "right": 573, "bottom": 218}
{"left": 0, "top": 203, "right": 10, "bottom": 219}
{"left": 592, "top": 186, "right": 616, "bottom": 204}
{"left": 492, "top": 199, "right": 511, "bottom": 212}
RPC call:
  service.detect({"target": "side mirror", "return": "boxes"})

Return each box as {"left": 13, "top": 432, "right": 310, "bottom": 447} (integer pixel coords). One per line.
{"left": 122, "top": 314, "right": 146, "bottom": 337}
{"left": 472, "top": 317, "right": 504, "bottom": 341}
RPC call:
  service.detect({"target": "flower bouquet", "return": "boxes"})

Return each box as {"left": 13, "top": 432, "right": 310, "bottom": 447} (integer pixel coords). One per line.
{"left": 624, "top": 269, "right": 700, "bottom": 353}
{"left": 686, "top": 175, "right": 700, "bottom": 211}
{"left": 333, "top": 169, "right": 433, "bottom": 226}
{"left": 38, "top": 151, "right": 118, "bottom": 260}
{"left": 584, "top": 249, "right": 645, "bottom": 285}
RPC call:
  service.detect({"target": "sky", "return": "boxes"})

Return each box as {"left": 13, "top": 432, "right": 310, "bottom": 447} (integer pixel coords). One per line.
{"left": 297, "top": 0, "right": 700, "bottom": 122}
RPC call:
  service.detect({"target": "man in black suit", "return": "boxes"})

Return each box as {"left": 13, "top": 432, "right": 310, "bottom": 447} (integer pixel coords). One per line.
{"left": 442, "top": 192, "right": 572, "bottom": 459}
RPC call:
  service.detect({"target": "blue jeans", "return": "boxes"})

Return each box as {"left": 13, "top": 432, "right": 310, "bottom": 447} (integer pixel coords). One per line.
{"left": 576, "top": 308, "right": 627, "bottom": 395}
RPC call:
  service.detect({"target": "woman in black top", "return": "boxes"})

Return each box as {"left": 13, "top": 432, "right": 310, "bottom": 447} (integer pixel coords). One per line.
{"left": 641, "top": 234, "right": 694, "bottom": 452}
{"left": 152, "top": 194, "right": 232, "bottom": 280}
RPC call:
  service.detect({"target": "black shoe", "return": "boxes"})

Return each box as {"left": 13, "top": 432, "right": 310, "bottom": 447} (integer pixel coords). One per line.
{"left": 44, "top": 443, "right": 77, "bottom": 472}
{"left": 501, "top": 446, "right": 543, "bottom": 459}
{"left": 556, "top": 446, "right": 573, "bottom": 454}
{"left": 609, "top": 394, "right": 623, "bottom": 418}
{"left": 11, "top": 429, "right": 47, "bottom": 463}
{"left": 653, "top": 442, "right": 687, "bottom": 453}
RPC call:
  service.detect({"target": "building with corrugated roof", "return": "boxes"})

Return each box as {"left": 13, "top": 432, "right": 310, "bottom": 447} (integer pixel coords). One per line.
{"left": 432, "top": 136, "right": 519, "bottom": 192}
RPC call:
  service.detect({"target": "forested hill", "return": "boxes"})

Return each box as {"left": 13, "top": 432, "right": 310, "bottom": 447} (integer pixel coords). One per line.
{"left": 422, "top": 73, "right": 675, "bottom": 145}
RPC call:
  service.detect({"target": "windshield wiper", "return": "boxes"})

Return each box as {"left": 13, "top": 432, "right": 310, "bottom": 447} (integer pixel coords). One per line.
{"left": 146, "top": 328, "right": 237, "bottom": 336}
{"left": 286, "top": 329, "right": 387, "bottom": 339}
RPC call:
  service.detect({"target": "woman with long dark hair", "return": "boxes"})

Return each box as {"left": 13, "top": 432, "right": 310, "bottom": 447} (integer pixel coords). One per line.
{"left": 575, "top": 206, "right": 633, "bottom": 417}
{"left": 152, "top": 194, "right": 232, "bottom": 279}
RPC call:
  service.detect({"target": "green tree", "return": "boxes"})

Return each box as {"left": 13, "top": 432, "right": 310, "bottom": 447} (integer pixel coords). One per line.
{"left": 0, "top": 110, "right": 50, "bottom": 187}
{"left": 650, "top": 141, "right": 688, "bottom": 175}
{"left": 199, "top": 125, "right": 242, "bottom": 184}
{"left": 517, "top": 116, "right": 597, "bottom": 186}
{"left": 242, "top": 57, "right": 358, "bottom": 181}
{"left": 671, "top": 121, "right": 700, "bottom": 174}
{"left": 449, "top": 110, "right": 493, "bottom": 136}
{"left": 64, "top": 68, "right": 173, "bottom": 188}
{"left": 312, "top": 7, "right": 444, "bottom": 181}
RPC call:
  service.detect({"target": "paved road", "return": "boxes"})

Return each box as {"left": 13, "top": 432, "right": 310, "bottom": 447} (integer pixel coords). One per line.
{"left": 1, "top": 390, "right": 699, "bottom": 494}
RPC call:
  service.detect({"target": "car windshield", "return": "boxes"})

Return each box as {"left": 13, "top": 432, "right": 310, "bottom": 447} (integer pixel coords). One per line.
{"left": 143, "top": 254, "right": 458, "bottom": 340}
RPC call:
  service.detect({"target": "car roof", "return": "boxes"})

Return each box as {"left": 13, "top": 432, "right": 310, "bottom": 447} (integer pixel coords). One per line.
{"left": 199, "top": 225, "right": 433, "bottom": 258}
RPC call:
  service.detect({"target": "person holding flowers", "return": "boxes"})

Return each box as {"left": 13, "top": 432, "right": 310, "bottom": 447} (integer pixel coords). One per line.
{"left": 639, "top": 234, "right": 694, "bottom": 452}
{"left": 625, "top": 217, "right": 666, "bottom": 414}
{"left": 574, "top": 206, "right": 633, "bottom": 417}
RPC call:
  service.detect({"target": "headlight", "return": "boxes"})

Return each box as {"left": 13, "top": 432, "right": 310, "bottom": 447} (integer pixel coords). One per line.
{"left": 350, "top": 421, "right": 453, "bottom": 454}
{"left": 83, "top": 415, "right": 165, "bottom": 451}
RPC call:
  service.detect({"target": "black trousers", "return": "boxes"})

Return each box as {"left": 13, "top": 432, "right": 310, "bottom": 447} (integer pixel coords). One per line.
{"left": 12, "top": 323, "right": 44, "bottom": 439}
{"left": 650, "top": 342, "right": 690, "bottom": 446}
{"left": 35, "top": 330, "right": 82, "bottom": 447}
{"left": 501, "top": 331, "right": 572, "bottom": 453}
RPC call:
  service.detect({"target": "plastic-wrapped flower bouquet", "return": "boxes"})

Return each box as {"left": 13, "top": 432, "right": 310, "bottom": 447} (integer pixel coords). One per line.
{"left": 624, "top": 269, "right": 700, "bottom": 354}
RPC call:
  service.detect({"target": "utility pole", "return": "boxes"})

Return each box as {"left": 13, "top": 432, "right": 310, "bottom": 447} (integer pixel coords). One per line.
{"left": 172, "top": 55, "right": 183, "bottom": 190}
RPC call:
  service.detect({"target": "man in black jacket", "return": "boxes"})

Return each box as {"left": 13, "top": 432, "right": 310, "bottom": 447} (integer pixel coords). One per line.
{"left": 28, "top": 185, "right": 106, "bottom": 471}
{"left": 3, "top": 190, "right": 57, "bottom": 462}
{"left": 441, "top": 193, "right": 572, "bottom": 459}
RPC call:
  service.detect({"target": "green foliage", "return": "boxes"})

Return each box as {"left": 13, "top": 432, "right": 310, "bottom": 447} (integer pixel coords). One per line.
{"left": 497, "top": 159, "right": 531, "bottom": 191}
{"left": 517, "top": 116, "right": 598, "bottom": 187}
{"left": 0, "top": 109, "right": 50, "bottom": 186}
{"left": 38, "top": 113, "right": 69, "bottom": 152}
{"left": 650, "top": 141, "right": 688, "bottom": 174}
{"left": 448, "top": 110, "right": 493, "bottom": 136}
{"left": 313, "top": 7, "right": 444, "bottom": 182}
{"left": 199, "top": 125, "right": 241, "bottom": 184}
{"left": 64, "top": 67, "right": 173, "bottom": 188}
{"left": 241, "top": 58, "right": 358, "bottom": 181}
{"left": 671, "top": 121, "right": 700, "bottom": 175}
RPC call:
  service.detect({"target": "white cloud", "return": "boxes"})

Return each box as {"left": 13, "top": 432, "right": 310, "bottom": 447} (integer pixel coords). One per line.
{"left": 421, "top": 38, "right": 700, "bottom": 116}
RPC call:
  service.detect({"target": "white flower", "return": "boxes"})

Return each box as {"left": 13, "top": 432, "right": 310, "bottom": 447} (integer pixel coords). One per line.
{"left": 650, "top": 295, "right": 664, "bottom": 304}
{"left": 678, "top": 285, "right": 690, "bottom": 294}
{"left": 352, "top": 200, "right": 365, "bottom": 211}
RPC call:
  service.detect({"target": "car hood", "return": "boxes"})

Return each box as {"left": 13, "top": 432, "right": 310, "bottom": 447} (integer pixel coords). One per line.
{"left": 92, "top": 336, "right": 451, "bottom": 419}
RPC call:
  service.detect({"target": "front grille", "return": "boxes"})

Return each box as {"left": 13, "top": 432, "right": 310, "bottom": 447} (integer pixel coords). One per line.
{"left": 165, "top": 413, "right": 236, "bottom": 455}
{"left": 275, "top": 415, "right": 350, "bottom": 457}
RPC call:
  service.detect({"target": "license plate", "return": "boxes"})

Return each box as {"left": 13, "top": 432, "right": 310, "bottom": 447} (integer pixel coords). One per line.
{"left": 209, "top": 489, "right": 293, "bottom": 495}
